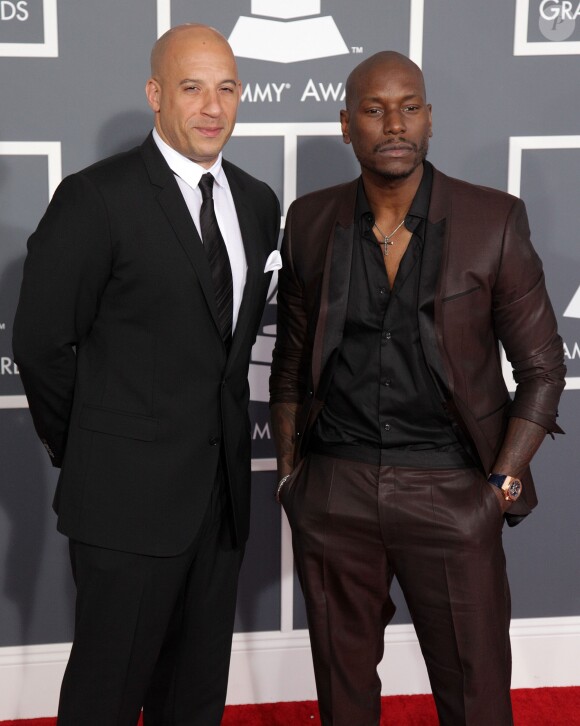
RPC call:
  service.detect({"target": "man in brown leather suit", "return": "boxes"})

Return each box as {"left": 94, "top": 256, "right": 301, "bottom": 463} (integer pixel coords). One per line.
{"left": 269, "top": 51, "right": 565, "bottom": 726}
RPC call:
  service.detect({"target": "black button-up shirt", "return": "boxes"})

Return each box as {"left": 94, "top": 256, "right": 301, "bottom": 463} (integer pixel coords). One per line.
{"left": 311, "top": 162, "right": 471, "bottom": 468}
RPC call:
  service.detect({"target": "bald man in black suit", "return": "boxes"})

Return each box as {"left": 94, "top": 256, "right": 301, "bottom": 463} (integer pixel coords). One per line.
{"left": 13, "top": 24, "right": 280, "bottom": 726}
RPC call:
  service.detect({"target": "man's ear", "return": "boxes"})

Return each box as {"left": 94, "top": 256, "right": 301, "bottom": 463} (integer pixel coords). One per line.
{"left": 145, "top": 78, "right": 161, "bottom": 112}
{"left": 340, "top": 109, "right": 351, "bottom": 145}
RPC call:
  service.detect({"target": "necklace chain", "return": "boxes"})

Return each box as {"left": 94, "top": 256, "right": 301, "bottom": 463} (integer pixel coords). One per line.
{"left": 373, "top": 217, "right": 406, "bottom": 256}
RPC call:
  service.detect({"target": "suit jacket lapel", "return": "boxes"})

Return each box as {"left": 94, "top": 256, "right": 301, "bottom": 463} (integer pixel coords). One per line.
{"left": 419, "top": 168, "right": 486, "bottom": 466}
{"left": 140, "top": 134, "right": 222, "bottom": 336}
{"left": 418, "top": 167, "right": 451, "bottom": 402}
{"left": 223, "top": 161, "right": 265, "bottom": 364}
{"left": 312, "top": 180, "right": 358, "bottom": 395}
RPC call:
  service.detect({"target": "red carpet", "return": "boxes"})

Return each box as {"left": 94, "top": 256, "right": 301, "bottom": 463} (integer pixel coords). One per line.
{"left": 1, "top": 687, "right": 578, "bottom": 725}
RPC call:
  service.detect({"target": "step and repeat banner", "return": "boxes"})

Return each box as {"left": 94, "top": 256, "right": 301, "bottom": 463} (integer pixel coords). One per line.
{"left": 0, "top": 0, "right": 579, "bottom": 649}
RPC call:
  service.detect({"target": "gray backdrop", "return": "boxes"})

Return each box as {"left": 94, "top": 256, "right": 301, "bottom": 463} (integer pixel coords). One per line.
{"left": 1, "top": 0, "right": 578, "bottom": 648}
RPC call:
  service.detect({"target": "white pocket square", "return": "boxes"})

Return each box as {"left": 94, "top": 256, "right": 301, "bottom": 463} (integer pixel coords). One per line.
{"left": 264, "top": 250, "right": 283, "bottom": 273}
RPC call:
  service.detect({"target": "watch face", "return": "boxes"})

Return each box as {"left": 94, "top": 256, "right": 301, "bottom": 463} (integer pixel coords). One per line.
{"left": 507, "top": 479, "right": 522, "bottom": 500}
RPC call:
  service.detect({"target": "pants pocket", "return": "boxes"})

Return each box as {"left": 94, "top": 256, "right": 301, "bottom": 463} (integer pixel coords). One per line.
{"left": 280, "top": 457, "right": 307, "bottom": 522}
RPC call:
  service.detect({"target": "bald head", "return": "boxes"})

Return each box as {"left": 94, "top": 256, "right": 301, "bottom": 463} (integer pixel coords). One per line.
{"left": 145, "top": 23, "right": 241, "bottom": 167}
{"left": 150, "top": 24, "right": 237, "bottom": 80}
{"left": 345, "top": 51, "right": 426, "bottom": 110}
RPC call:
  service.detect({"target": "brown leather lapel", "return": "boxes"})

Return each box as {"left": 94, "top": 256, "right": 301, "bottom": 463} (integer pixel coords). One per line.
{"left": 311, "top": 180, "right": 358, "bottom": 394}
{"left": 418, "top": 167, "right": 451, "bottom": 401}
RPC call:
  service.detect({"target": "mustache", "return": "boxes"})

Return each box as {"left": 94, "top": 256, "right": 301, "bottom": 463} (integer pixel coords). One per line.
{"left": 374, "top": 139, "right": 417, "bottom": 152}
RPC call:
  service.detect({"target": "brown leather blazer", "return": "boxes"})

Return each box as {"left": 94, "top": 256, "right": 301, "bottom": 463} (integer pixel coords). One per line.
{"left": 270, "top": 164, "right": 566, "bottom": 521}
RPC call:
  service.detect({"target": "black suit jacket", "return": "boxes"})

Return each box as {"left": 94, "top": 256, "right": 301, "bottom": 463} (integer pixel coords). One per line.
{"left": 13, "top": 133, "right": 280, "bottom": 555}
{"left": 270, "top": 164, "right": 565, "bottom": 523}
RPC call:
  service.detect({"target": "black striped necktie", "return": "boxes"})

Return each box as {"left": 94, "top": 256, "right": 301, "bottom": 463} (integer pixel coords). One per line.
{"left": 198, "top": 173, "right": 233, "bottom": 351}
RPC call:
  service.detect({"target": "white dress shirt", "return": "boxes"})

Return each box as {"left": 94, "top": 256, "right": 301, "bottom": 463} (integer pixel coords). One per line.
{"left": 152, "top": 128, "right": 247, "bottom": 331}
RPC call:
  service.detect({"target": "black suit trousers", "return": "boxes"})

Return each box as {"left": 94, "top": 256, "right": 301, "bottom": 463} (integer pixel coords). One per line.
{"left": 57, "top": 471, "right": 244, "bottom": 726}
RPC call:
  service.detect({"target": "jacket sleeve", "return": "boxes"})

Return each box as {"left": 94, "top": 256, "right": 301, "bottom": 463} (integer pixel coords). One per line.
{"left": 269, "top": 201, "right": 311, "bottom": 406}
{"left": 12, "top": 173, "right": 113, "bottom": 466}
{"left": 493, "top": 197, "right": 565, "bottom": 433}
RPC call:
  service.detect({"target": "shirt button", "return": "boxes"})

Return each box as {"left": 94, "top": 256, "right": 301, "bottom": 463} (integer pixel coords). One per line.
{"left": 383, "top": 423, "right": 391, "bottom": 431}
{"left": 383, "top": 379, "right": 392, "bottom": 387}
{"left": 383, "top": 331, "right": 392, "bottom": 340}
{"left": 379, "top": 286, "right": 387, "bottom": 295}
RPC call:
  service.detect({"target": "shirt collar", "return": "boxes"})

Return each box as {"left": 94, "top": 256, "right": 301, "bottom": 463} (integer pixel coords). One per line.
{"left": 152, "top": 127, "right": 225, "bottom": 191}
{"left": 407, "top": 160, "right": 433, "bottom": 221}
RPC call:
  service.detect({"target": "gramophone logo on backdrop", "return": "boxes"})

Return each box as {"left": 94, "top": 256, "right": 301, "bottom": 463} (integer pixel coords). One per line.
{"left": 563, "top": 285, "right": 580, "bottom": 387}
{"left": 160, "top": 1, "right": 412, "bottom": 116}
{"left": 564, "top": 288, "right": 580, "bottom": 318}
{"left": 0, "top": 0, "right": 58, "bottom": 56}
{"left": 539, "top": 0, "right": 580, "bottom": 39}
{"left": 228, "top": 0, "right": 349, "bottom": 63}
{"left": 514, "top": 0, "right": 580, "bottom": 54}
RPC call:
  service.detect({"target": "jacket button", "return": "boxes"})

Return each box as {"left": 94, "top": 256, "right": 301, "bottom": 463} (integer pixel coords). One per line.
{"left": 209, "top": 437, "right": 219, "bottom": 446}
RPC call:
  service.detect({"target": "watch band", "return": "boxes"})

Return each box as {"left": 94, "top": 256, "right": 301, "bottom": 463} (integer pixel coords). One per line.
{"left": 488, "top": 474, "right": 509, "bottom": 489}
